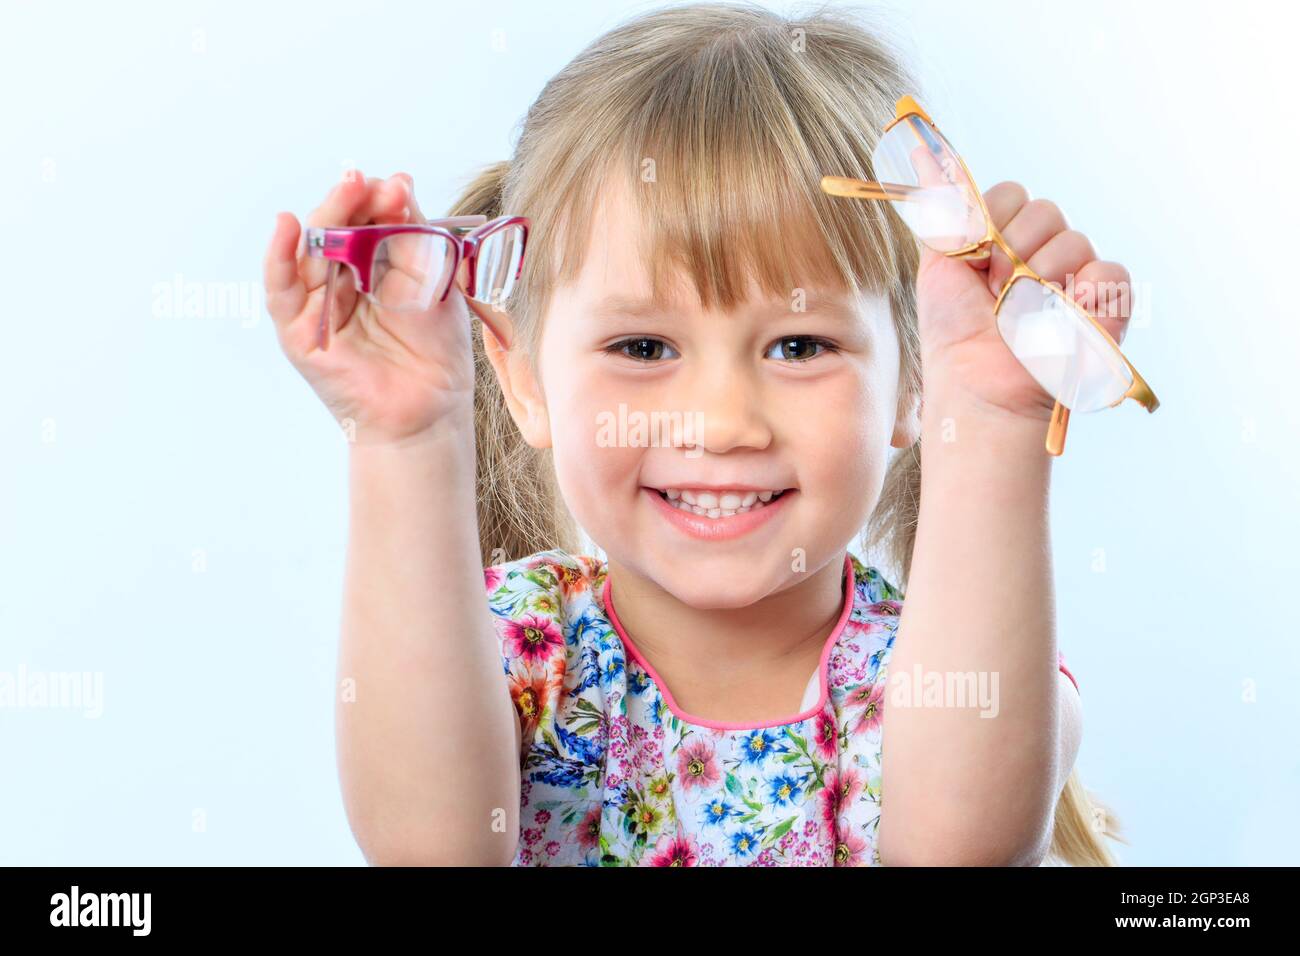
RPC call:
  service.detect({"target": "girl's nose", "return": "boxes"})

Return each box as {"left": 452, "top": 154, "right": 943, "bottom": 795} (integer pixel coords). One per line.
{"left": 682, "top": 365, "right": 773, "bottom": 455}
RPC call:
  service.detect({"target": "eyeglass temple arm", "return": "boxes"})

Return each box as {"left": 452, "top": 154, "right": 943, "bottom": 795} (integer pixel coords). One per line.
{"left": 1044, "top": 405, "right": 1069, "bottom": 456}
{"left": 821, "top": 175, "right": 927, "bottom": 202}
{"left": 1047, "top": 363, "right": 1159, "bottom": 455}
{"left": 1123, "top": 369, "right": 1160, "bottom": 413}
{"left": 304, "top": 215, "right": 489, "bottom": 251}
{"left": 434, "top": 214, "right": 489, "bottom": 235}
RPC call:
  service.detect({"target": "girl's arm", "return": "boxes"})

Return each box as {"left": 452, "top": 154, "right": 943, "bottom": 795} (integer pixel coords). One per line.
{"left": 877, "top": 381, "right": 1081, "bottom": 867}
{"left": 336, "top": 405, "right": 522, "bottom": 866}
{"left": 263, "top": 172, "right": 523, "bottom": 867}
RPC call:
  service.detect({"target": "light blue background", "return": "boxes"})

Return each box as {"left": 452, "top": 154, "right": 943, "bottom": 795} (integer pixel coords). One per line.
{"left": 2, "top": 0, "right": 1296, "bottom": 865}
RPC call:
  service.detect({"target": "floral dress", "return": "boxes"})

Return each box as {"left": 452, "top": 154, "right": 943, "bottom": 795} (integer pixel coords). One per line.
{"left": 484, "top": 549, "right": 1078, "bottom": 867}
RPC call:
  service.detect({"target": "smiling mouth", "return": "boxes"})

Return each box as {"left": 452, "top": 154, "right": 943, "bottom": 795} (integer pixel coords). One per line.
{"left": 651, "top": 487, "right": 792, "bottom": 518}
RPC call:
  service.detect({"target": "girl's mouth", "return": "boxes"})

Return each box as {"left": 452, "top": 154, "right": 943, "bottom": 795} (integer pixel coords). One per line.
{"left": 642, "top": 486, "right": 796, "bottom": 542}
{"left": 653, "top": 487, "right": 789, "bottom": 517}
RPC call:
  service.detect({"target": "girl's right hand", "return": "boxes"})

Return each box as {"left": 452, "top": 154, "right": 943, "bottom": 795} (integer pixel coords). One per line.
{"left": 263, "top": 171, "right": 478, "bottom": 446}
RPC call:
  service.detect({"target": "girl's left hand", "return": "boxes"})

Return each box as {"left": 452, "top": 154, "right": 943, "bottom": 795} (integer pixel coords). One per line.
{"left": 915, "top": 182, "right": 1133, "bottom": 422}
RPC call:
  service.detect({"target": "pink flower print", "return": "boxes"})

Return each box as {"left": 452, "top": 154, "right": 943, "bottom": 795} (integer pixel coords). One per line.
{"left": 576, "top": 806, "right": 603, "bottom": 851}
{"left": 676, "top": 738, "right": 721, "bottom": 792}
{"left": 628, "top": 726, "right": 664, "bottom": 773}
{"left": 545, "top": 841, "right": 561, "bottom": 857}
{"left": 833, "top": 828, "right": 870, "bottom": 866}
{"left": 484, "top": 566, "right": 505, "bottom": 593}
{"left": 649, "top": 833, "right": 700, "bottom": 867}
{"left": 828, "top": 668, "right": 848, "bottom": 692}
{"left": 502, "top": 613, "right": 564, "bottom": 667}
{"left": 844, "top": 681, "right": 885, "bottom": 737}
{"left": 813, "top": 710, "right": 838, "bottom": 759}
{"left": 648, "top": 748, "right": 665, "bottom": 772}
{"left": 610, "top": 715, "right": 631, "bottom": 744}
{"left": 819, "top": 768, "right": 863, "bottom": 830}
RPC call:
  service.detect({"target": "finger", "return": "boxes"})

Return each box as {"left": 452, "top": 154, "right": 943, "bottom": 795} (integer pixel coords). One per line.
{"left": 301, "top": 171, "right": 373, "bottom": 290}
{"left": 299, "top": 174, "right": 409, "bottom": 294}
{"left": 1063, "top": 259, "right": 1132, "bottom": 345}
{"left": 323, "top": 259, "right": 362, "bottom": 345}
{"left": 354, "top": 173, "right": 411, "bottom": 226}
{"left": 983, "top": 180, "right": 1031, "bottom": 233}
{"left": 906, "top": 142, "right": 984, "bottom": 257}
{"left": 325, "top": 174, "right": 416, "bottom": 320}
{"left": 264, "top": 211, "right": 307, "bottom": 328}
{"left": 908, "top": 141, "right": 954, "bottom": 191}
{"left": 396, "top": 172, "right": 425, "bottom": 224}
{"left": 964, "top": 180, "right": 1028, "bottom": 274}
{"left": 988, "top": 197, "right": 1069, "bottom": 294}
{"left": 356, "top": 175, "right": 420, "bottom": 302}
{"left": 1025, "top": 229, "right": 1097, "bottom": 289}
{"left": 372, "top": 174, "right": 456, "bottom": 313}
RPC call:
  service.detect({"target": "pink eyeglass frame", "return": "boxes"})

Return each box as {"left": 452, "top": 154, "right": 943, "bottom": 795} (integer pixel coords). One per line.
{"left": 304, "top": 214, "right": 530, "bottom": 349}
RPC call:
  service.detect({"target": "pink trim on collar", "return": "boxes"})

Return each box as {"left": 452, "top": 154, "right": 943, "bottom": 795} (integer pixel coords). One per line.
{"left": 598, "top": 553, "right": 857, "bottom": 731}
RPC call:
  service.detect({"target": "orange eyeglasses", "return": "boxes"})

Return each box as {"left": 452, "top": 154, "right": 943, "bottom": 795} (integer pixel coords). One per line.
{"left": 821, "top": 95, "right": 1159, "bottom": 456}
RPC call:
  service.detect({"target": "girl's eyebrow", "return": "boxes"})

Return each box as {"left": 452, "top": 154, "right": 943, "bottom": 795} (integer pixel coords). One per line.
{"left": 588, "top": 295, "right": 673, "bottom": 321}
{"left": 587, "top": 292, "right": 862, "bottom": 324}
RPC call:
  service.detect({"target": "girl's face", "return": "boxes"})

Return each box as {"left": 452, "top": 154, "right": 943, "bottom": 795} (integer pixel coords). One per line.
{"left": 506, "top": 176, "right": 917, "bottom": 607}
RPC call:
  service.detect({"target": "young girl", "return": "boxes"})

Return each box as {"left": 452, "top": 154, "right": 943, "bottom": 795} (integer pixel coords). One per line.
{"left": 264, "top": 2, "right": 1129, "bottom": 866}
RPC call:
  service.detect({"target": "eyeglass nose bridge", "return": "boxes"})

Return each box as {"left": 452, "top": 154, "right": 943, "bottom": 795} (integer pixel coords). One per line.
{"left": 454, "top": 235, "right": 481, "bottom": 301}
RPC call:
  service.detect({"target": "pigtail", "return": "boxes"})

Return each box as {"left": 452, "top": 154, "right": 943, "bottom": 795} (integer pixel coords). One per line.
{"left": 1048, "top": 773, "right": 1126, "bottom": 866}
{"left": 446, "top": 162, "right": 579, "bottom": 566}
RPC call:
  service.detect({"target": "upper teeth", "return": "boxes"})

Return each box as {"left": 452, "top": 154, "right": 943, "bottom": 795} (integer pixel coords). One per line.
{"left": 659, "top": 488, "right": 784, "bottom": 517}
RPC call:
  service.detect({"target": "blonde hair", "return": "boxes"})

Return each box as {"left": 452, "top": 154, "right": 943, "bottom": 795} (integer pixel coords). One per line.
{"left": 447, "top": 0, "right": 1124, "bottom": 867}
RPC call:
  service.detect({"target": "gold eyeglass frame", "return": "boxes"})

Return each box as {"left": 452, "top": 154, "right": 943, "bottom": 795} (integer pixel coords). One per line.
{"left": 821, "top": 95, "right": 1159, "bottom": 456}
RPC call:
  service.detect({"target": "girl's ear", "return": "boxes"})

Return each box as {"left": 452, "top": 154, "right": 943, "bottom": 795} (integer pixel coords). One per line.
{"left": 475, "top": 306, "right": 552, "bottom": 450}
{"left": 891, "top": 388, "right": 921, "bottom": 449}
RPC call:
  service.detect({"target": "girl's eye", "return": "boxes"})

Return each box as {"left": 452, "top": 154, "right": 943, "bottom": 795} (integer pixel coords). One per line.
{"left": 765, "top": 336, "right": 838, "bottom": 363}
{"left": 605, "top": 337, "right": 679, "bottom": 362}
{"left": 603, "top": 335, "right": 837, "bottom": 363}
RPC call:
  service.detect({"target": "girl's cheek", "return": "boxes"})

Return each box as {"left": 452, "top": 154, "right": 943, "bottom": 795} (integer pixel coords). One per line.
{"left": 548, "top": 386, "right": 644, "bottom": 515}
{"left": 783, "top": 368, "right": 888, "bottom": 453}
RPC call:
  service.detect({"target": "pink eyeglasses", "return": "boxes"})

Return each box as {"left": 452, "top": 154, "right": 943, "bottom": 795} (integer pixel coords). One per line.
{"left": 304, "top": 214, "right": 529, "bottom": 349}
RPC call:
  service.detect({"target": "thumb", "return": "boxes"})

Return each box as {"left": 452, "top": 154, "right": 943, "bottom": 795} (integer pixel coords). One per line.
{"left": 396, "top": 172, "right": 426, "bottom": 225}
